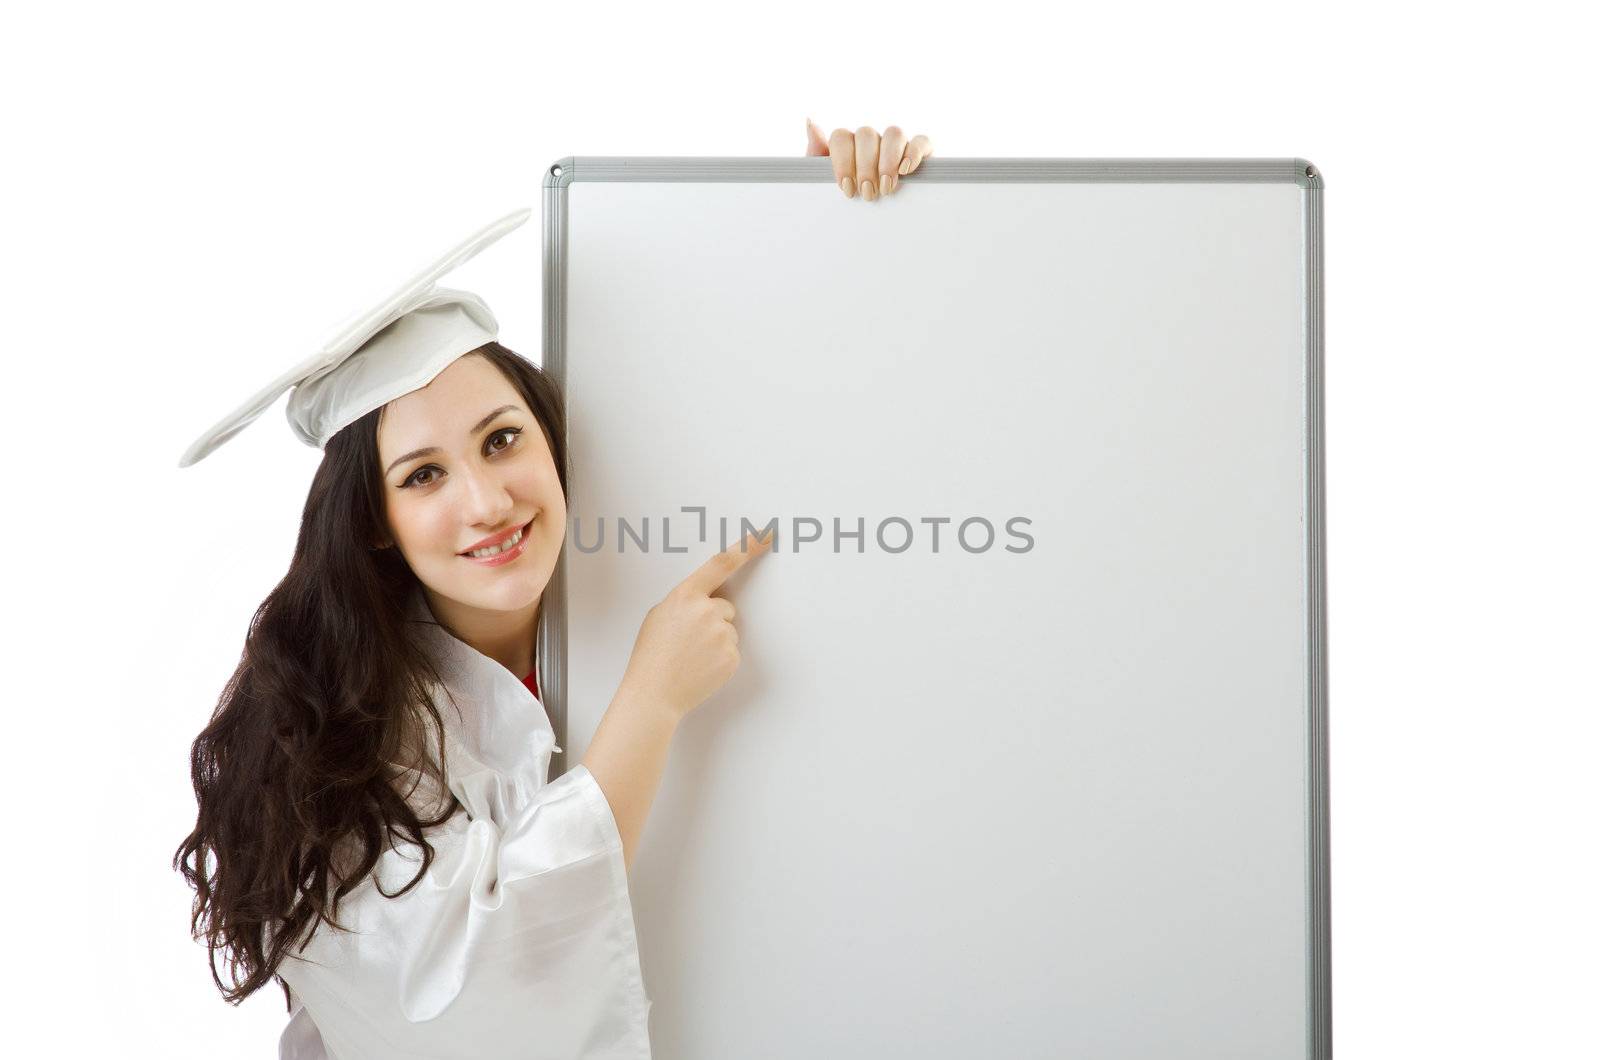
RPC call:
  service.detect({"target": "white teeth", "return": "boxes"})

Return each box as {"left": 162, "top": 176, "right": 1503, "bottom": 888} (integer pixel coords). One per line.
{"left": 465, "top": 525, "right": 525, "bottom": 558}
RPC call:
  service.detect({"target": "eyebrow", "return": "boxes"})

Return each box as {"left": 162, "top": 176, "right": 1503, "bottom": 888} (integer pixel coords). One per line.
{"left": 385, "top": 404, "right": 525, "bottom": 477}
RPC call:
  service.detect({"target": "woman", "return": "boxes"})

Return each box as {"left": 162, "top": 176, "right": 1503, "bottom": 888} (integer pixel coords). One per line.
{"left": 172, "top": 120, "right": 934, "bottom": 1059}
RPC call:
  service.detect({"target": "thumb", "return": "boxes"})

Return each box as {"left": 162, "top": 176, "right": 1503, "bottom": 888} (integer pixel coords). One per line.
{"left": 804, "top": 117, "right": 829, "bottom": 157}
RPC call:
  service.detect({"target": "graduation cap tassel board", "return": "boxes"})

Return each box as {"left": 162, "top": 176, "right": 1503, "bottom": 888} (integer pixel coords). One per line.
{"left": 177, "top": 206, "right": 531, "bottom": 468}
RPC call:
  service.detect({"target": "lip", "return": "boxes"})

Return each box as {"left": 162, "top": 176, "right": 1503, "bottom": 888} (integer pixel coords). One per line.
{"left": 460, "top": 519, "right": 534, "bottom": 555}
{"left": 459, "top": 518, "right": 535, "bottom": 566}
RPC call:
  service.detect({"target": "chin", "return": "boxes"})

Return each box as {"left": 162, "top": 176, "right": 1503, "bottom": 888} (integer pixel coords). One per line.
{"left": 457, "top": 553, "right": 557, "bottom": 614}
{"left": 460, "top": 578, "right": 540, "bottom": 615}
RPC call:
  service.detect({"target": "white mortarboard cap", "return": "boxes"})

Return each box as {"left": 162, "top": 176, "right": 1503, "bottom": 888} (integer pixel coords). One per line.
{"left": 178, "top": 207, "right": 533, "bottom": 469}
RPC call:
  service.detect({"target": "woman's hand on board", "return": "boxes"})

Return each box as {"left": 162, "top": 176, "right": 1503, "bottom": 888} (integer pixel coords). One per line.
{"left": 618, "top": 529, "right": 775, "bottom": 722}
{"left": 806, "top": 118, "right": 933, "bottom": 202}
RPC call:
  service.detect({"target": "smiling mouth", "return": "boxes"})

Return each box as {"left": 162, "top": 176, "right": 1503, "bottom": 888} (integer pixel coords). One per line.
{"left": 460, "top": 517, "right": 535, "bottom": 559}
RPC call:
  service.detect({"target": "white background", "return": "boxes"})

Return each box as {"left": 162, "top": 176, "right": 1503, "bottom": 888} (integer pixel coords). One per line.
{"left": 3, "top": 1, "right": 1594, "bottom": 1057}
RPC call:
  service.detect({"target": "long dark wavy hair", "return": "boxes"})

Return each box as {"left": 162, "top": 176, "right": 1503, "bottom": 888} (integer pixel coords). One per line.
{"left": 171, "top": 342, "right": 567, "bottom": 1010}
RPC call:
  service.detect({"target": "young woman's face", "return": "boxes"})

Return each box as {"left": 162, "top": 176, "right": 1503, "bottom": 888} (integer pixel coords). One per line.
{"left": 375, "top": 353, "right": 566, "bottom": 618}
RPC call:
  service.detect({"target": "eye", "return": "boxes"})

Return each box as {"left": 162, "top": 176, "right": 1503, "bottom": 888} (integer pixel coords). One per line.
{"left": 487, "top": 426, "right": 521, "bottom": 454}
{"left": 399, "top": 427, "right": 523, "bottom": 489}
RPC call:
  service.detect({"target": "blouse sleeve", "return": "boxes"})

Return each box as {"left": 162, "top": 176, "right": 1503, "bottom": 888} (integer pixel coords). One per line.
{"left": 275, "top": 763, "right": 653, "bottom": 1060}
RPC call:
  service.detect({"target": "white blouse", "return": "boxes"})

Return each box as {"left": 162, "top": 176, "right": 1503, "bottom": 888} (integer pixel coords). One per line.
{"left": 274, "top": 590, "right": 652, "bottom": 1058}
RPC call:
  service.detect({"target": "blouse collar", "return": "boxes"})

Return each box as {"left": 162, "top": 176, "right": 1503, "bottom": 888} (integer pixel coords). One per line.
{"left": 402, "top": 585, "right": 559, "bottom": 802}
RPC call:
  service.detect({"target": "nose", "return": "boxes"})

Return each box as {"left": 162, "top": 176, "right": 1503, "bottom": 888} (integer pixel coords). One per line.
{"left": 459, "top": 461, "right": 515, "bottom": 529}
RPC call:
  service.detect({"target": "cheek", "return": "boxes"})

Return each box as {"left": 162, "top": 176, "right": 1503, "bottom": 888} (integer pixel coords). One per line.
{"left": 388, "top": 500, "right": 454, "bottom": 556}
{"left": 524, "top": 452, "right": 566, "bottom": 519}
{"left": 541, "top": 475, "right": 568, "bottom": 524}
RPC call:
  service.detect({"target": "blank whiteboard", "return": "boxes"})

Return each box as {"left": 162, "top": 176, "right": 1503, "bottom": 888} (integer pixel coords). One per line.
{"left": 535, "top": 157, "right": 1328, "bottom": 1060}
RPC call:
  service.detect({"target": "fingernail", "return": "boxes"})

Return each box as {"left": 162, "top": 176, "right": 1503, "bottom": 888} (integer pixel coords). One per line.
{"left": 840, "top": 176, "right": 855, "bottom": 198}
{"left": 862, "top": 180, "right": 876, "bottom": 201}
{"left": 883, "top": 173, "right": 896, "bottom": 194}
{"left": 899, "top": 159, "right": 911, "bottom": 175}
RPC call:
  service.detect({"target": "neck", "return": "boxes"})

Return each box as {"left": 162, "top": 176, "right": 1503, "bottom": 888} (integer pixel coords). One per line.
{"left": 423, "top": 588, "right": 541, "bottom": 680}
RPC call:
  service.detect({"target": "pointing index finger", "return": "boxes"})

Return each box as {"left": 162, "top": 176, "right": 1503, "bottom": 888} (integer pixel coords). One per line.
{"left": 680, "top": 529, "right": 774, "bottom": 597}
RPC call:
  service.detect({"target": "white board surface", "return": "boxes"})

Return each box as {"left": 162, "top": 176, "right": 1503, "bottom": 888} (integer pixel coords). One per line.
{"left": 542, "top": 158, "right": 1326, "bottom": 1060}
